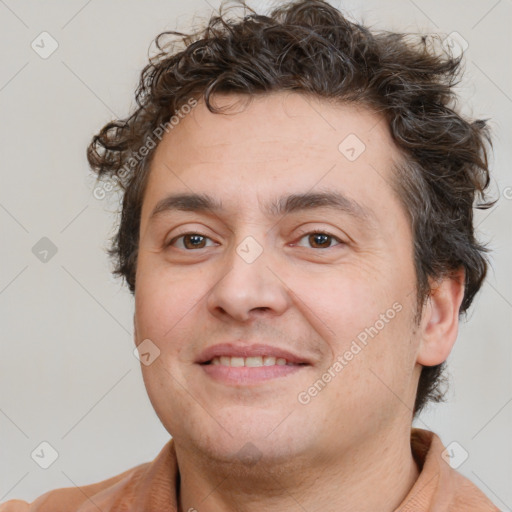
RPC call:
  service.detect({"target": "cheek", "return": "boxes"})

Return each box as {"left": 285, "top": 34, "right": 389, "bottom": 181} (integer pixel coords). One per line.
{"left": 288, "top": 269, "right": 384, "bottom": 341}
{"left": 134, "top": 268, "right": 197, "bottom": 344}
{"left": 136, "top": 245, "right": 208, "bottom": 310}
{"left": 290, "top": 267, "right": 415, "bottom": 378}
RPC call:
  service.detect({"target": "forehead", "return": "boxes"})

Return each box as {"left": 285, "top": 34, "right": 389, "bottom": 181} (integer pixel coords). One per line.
{"left": 161, "top": 92, "right": 394, "bottom": 159}
{"left": 141, "top": 92, "right": 403, "bottom": 221}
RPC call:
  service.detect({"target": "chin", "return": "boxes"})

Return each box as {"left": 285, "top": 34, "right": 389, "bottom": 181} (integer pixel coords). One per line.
{"left": 200, "top": 437, "right": 303, "bottom": 469}
{"left": 153, "top": 396, "right": 314, "bottom": 459}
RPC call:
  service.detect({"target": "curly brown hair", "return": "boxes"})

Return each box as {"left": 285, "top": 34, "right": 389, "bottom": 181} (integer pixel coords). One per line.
{"left": 87, "top": 0, "right": 494, "bottom": 417}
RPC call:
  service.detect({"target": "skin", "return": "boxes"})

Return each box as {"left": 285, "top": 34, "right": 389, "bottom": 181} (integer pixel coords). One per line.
{"left": 134, "top": 91, "right": 465, "bottom": 512}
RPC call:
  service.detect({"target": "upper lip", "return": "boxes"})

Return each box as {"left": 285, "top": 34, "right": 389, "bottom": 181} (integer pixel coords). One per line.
{"left": 196, "top": 343, "right": 311, "bottom": 365}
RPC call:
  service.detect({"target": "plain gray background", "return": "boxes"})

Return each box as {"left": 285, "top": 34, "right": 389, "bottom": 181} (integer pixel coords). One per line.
{"left": 1, "top": 0, "right": 511, "bottom": 507}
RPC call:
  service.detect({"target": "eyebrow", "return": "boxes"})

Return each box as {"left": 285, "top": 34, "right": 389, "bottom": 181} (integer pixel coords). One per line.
{"left": 149, "top": 191, "right": 377, "bottom": 227}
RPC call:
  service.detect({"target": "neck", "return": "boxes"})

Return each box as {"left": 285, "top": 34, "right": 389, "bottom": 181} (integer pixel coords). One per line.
{"left": 175, "top": 424, "right": 420, "bottom": 512}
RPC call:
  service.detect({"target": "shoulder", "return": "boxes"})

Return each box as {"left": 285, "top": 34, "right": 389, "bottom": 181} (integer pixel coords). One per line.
{"left": 0, "top": 440, "right": 177, "bottom": 512}
{"left": 406, "top": 428, "right": 500, "bottom": 511}
{"left": 0, "top": 463, "right": 149, "bottom": 512}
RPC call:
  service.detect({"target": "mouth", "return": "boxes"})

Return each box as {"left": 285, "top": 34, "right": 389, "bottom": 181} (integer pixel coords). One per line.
{"left": 201, "top": 355, "right": 309, "bottom": 367}
{"left": 196, "top": 345, "right": 312, "bottom": 385}
{"left": 196, "top": 343, "right": 311, "bottom": 366}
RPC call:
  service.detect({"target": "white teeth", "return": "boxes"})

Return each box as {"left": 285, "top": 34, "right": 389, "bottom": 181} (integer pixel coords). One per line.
{"left": 245, "top": 356, "right": 263, "bottom": 367}
{"left": 209, "top": 356, "right": 298, "bottom": 367}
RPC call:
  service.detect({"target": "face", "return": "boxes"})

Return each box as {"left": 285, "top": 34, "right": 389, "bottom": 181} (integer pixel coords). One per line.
{"left": 134, "top": 92, "right": 423, "bottom": 467}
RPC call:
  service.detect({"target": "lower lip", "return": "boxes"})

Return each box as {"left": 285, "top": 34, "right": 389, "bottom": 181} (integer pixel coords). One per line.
{"left": 199, "top": 363, "right": 307, "bottom": 385}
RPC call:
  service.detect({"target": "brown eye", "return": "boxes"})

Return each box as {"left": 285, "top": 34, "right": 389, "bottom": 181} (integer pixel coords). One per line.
{"left": 168, "top": 233, "right": 215, "bottom": 250}
{"left": 183, "top": 234, "right": 207, "bottom": 249}
{"left": 296, "top": 231, "right": 344, "bottom": 249}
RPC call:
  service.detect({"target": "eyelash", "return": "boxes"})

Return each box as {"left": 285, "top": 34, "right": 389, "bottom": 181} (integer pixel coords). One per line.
{"left": 167, "top": 230, "right": 345, "bottom": 250}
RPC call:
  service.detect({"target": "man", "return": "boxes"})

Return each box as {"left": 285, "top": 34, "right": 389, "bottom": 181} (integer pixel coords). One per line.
{"left": 1, "top": 0, "right": 500, "bottom": 510}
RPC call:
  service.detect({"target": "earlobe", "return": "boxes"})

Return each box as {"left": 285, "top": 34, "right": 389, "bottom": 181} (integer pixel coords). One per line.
{"left": 416, "top": 269, "right": 465, "bottom": 367}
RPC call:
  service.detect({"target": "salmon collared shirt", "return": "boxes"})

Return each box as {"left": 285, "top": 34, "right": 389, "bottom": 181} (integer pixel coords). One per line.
{"left": 0, "top": 428, "right": 500, "bottom": 512}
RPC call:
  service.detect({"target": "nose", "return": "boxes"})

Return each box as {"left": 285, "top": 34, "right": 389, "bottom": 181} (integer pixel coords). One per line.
{"left": 206, "top": 237, "right": 291, "bottom": 323}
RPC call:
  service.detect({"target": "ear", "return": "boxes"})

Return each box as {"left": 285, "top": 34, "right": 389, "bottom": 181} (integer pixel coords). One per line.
{"left": 416, "top": 269, "right": 465, "bottom": 366}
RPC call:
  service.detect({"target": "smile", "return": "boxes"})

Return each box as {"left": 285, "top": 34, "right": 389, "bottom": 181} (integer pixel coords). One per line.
{"left": 206, "top": 355, "right": 305, "bottom": 367}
